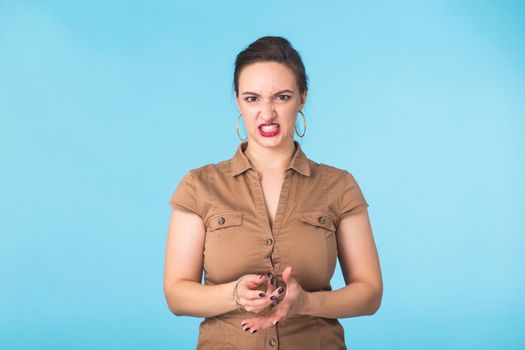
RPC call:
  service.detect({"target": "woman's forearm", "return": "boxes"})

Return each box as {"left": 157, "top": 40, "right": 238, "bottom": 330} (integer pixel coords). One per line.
{"left": 167, "top": 279, "right": 238, "bottom": 318}
{"left": 298, "top": 281, "right": 382, "bottom": 319}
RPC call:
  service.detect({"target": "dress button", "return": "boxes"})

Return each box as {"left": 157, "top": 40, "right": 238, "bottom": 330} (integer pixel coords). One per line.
{"left": 318, "top": 216, "right": 325, "bottom": 224}
{"left": 268, "top": 338, "right": 277, "bottom": 347}
{"left": 266, "top": 238, "right": 273, "bottom": 246}
{"left": 218, "top": 217, "right": 225, "bottom": 225}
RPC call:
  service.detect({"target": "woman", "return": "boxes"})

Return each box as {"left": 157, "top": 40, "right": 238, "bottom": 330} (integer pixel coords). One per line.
{"left": 164, "top": 36, "right": 382, "bottom": 349}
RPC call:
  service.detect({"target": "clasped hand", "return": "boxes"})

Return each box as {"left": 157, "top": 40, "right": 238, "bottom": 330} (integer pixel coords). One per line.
{"left": 235, "top": 266, "right": 308, "bottom": 334}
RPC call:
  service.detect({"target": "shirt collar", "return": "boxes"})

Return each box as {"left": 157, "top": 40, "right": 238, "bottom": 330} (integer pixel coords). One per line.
{"left": 231, "top": 140, "right": 311, "bottom": 177}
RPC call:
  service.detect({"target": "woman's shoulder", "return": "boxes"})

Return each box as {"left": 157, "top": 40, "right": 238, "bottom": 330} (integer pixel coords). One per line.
{"left": 317, "top": 162, "right": 353, "bottom": 178}
{"left": 183, "top": 157, "right": 234, "bottom": 180}
{"left": 315, "top": 162, "right": 367, "bottom": 192}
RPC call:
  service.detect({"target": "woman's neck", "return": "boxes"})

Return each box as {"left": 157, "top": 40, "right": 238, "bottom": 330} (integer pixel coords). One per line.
{"left": 244, "top": 139, "right": 296, "bottom": 176}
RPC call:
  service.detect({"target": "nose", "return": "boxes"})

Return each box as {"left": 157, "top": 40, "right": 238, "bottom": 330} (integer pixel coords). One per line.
{"left": 258, "top": 100, "right": 276, "bottom": 122}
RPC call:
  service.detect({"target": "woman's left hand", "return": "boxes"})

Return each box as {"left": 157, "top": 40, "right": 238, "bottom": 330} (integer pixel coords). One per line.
{"left": 240, "top": 266, "right": 309, "bottom": 333}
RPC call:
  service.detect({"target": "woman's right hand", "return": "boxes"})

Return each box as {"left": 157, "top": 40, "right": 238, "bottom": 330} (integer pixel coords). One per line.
{"left": 235, "top": 274, "right": 285, "bottom": 314}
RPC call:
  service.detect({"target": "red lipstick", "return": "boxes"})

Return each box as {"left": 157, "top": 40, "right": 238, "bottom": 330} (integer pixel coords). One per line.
{"left": 258, "top": 123, "right": 280, "bottom": 137}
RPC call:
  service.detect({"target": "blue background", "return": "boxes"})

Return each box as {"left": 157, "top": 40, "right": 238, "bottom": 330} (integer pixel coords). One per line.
{"left": 1, "top": 0, "right": 524, "bottom": 349}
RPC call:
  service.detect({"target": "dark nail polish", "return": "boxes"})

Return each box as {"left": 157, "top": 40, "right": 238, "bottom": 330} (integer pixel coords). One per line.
{"left": 252, "top": 330, "right": 257, "bottom": 333}
{"left": 245, "top": 327, "right": 250, "bottom": 331}
{"left": 258, "top": 275, "right": 263, "bottom": 279}
{"left": 277, "top": 287, "right": 284, "bottom": 294}
{"left": 275, "top": 321, "right": 279, "bottom": 325}
{"left": 241, "top": 323, "right": 246, "bottom": 327}
{"left": 270, "top": 295, "right": 277, "bottom": 300}
{"left": 259, "top": 292, "right": 265, "bottom": 297}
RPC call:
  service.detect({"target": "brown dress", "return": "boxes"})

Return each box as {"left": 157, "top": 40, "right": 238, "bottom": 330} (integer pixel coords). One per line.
{"left": 169, "top": 140, "right": 369, "bottom": 349}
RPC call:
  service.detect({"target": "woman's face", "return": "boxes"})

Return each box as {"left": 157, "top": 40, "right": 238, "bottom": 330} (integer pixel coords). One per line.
{"left": 236, "top": 61, "right": 307, "bottom": 148}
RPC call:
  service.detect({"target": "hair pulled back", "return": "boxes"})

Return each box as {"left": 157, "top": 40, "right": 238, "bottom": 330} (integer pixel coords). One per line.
{"left": 233, "top": 36, "right": 308, "bottom": 98}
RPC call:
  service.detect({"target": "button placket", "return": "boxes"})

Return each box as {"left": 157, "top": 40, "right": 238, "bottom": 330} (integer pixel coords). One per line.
{"left": 250, "top": 170, "right": 291, "bottom": 293}
{"left": 265, "top": 326, "right": 278, "bottom": 349}
{"left": 267, "top": 272, "right": 274, "bottom": 284}
{"left": 268, "top": 338, "right": 277, "bottom": 347}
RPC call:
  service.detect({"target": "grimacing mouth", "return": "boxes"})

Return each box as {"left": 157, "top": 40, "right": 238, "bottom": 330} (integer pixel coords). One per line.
{"left": 258, "top": 122, "right": 280, "bottom": 129}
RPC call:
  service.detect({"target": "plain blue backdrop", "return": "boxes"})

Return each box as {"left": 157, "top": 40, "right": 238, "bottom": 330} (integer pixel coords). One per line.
{"left": 1, "top": 0, "right": 524, "bottom": 349}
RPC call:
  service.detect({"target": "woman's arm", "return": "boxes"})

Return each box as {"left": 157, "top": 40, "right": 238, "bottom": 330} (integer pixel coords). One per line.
{"left": 299, "top": 209, "right": 383, "bottom": 318}
{"left": 163, "top": 208, "right": 238, "bottom": 317}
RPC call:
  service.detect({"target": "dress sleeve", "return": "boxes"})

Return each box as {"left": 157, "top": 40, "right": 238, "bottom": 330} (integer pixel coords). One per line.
{"left": 339, "top": 171, "right": 369, "bottom": 219}
{"left": 168, "top": 171, "right": 201, "bottom": 217}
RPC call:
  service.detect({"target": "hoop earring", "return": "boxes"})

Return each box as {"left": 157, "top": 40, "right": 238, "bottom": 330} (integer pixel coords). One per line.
{"left": 236, "top": 114, "right": 248, "bottom": 142}
{"left": 295, "top": 110, "right": 306, "bottom": 138}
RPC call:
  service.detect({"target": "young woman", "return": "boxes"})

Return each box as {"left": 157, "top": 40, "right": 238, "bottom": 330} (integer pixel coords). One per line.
{"left": 164, "top": 35, "right": 382, "bottom": 349}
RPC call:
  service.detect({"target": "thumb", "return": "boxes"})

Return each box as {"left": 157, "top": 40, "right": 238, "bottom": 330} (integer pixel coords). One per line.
{"left": 243, "top": 274, "right": 267, "bottom": 288}
{"left": 282, "top": 266, "right": 294, "bottom": 285}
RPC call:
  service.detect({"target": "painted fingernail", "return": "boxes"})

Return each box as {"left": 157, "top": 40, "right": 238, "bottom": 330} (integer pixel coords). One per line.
{"left": 259, "top": 292, "right": 265, "bottom": 297}
{"left": 251, "top": 329, "right": 257, "bottom": 333}
{"left": 277, "top": 287, "right": 284, "bottom": 294}
{"left": 244, "top": 327, "right": 250, "bottom": 331}
{"left": 241, "top": 322, "right": 246, "bottom": 327}
{"left": 270, "top": 295, "right": 277, "bottom": 300}
{"left": 258, "top": 275, "right": 264, "bottom": 279}
{"left": 273, "top": 320, "right": 279, "bottom": 325}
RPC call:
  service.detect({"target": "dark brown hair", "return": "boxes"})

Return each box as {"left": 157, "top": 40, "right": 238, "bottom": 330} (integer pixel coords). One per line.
{"left": 233, "top": 36, "right": 308, "bottom": 98}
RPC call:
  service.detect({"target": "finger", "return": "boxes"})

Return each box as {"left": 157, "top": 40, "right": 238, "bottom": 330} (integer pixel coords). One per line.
{"left": 264, "top": 276, "right": 279, "bottom": 305}
{"left": 240, "top": 285, "right": 277, "bottom": 307}
{"left": 237, "top": 276, "right": 264, "bottom": 301}
{"left": 240, "top": 285, "right": 281, "bottom": 312}
{"left": 281, "top": 266, "right": 294, "bottom": 285}
{"left": 239, "top": 275, "right": 266, "bottom": 289}
{"left": 237, "top": 275, "right": 268, "bottom": 302}
{"left": 241, "top": 314, "right": 277, "bottom": 333}
{"left": 244, "top": 274, "right": 267, "bottom": 289}
{"left": 244, "top": 288, "right": 267, "bottom": 300}
{"left": 241, "top": 304, "right": 290, "bottom": 333}
{"left": 242, "top": 296, "right": 275, "bottom": 312}
{"left": 265, "top": 274, "right": 275, "bottom": 293}
{"left": 267, "top": 285, "right": 285, "bottom": 302}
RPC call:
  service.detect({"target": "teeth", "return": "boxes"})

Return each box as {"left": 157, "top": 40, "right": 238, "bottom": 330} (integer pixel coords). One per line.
{"left": 261, "top": 124, "right": 278, "bottom": 132}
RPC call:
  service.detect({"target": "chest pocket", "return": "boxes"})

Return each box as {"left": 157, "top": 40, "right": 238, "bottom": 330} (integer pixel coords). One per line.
{"left": 294, "top": 210, "right": 339, "bottom": 291}
{"left": 202, "top": 210, "right": 248, "bottom": 285}
{"left": 299, "top": 211, "right": 337, "bottom": 232}
{"left": 206, "top": 211, "right": 243, "bottom": 232}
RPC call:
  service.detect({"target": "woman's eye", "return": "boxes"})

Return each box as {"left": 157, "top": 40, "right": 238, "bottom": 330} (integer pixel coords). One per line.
{"left": 276, "top": 95, "right": 291, "bottom": 101}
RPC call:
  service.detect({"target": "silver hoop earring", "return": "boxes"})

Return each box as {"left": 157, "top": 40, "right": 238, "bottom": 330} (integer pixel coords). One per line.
{"left": 295, "top": 110, "right": 306, "bottom": 138}
{"left": 236, "top": 114, "right": 248, "bottom": 142}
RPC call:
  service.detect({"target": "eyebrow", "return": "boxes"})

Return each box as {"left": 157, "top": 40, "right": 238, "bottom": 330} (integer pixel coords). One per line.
{"left": 241, "top": 89, "right": 295, "bottom": 96}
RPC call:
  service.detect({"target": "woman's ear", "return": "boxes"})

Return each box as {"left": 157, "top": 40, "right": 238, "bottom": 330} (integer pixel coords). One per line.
{"left": 299, "top": 90, "right": 307, "bottom": 109}
{"left": 235, "top": 95, "right": 241, "bottom": 110}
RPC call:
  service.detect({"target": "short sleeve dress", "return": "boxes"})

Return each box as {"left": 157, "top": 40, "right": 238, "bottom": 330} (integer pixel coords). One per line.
{"left": 168, "top": 140, "right": 369, "bottom": 350}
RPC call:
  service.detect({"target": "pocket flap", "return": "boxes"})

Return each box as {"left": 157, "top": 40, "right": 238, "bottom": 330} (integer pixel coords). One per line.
{"left": 299, "top": 211, "right": 336, "bottom": 231}
{"left": 206, "top": 211, "right": 243, "bottom": 231}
